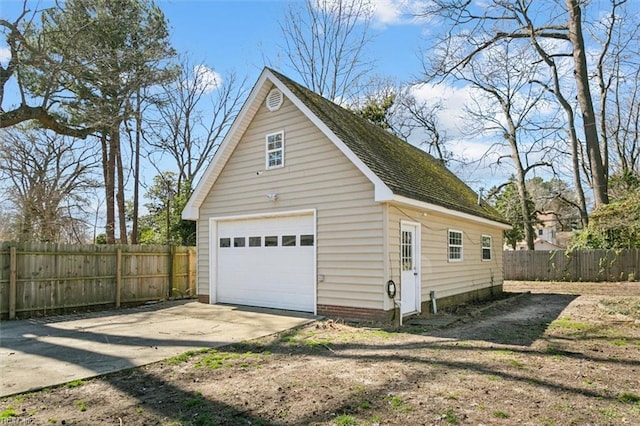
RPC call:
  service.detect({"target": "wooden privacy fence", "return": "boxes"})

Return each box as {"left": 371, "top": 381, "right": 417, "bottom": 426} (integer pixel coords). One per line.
{"left": 0, "top": 242, "right": 196, "bottom": 320}
{"left": 504, "top": 249, "right": 639, "bottom": 282}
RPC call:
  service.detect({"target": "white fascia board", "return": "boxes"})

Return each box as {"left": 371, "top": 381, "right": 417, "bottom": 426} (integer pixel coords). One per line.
{"left": 391, "top": 195, "right": 512, "bottom": 230}
{"left": 265, "top": 70, "right": 394, "bottom": 203}
{"left": 181, "top": 71, "right": 273, "bottom": 221}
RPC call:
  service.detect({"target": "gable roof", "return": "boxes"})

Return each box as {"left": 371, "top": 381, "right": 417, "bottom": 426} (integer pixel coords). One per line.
{"left": 183, "top": 68, "right": 508, "bottom": 228}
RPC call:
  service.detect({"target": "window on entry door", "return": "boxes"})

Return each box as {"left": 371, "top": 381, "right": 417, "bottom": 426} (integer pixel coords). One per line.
{"left": 401, "top": 230, "right": 413, "bottom": 270}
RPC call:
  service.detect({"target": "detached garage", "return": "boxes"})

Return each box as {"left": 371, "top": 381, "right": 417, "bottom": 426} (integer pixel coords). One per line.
{"left": 183, "top": 68, "right": 510, "bottom": 321}
{"left": 213, "top": 212, "right": 315, "bottom": 312}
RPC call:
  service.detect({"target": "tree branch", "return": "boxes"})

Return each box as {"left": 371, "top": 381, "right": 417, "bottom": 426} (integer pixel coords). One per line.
{"left": 0, "top": 105, "right": 94, "bottom": 139}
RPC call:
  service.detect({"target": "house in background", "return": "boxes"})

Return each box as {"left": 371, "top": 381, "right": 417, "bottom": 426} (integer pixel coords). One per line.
{"left": 183, "top": 68, "right": 510, "bottom": 321}
{"left": 513, "top": 212, "right": 569, "bottom": 251}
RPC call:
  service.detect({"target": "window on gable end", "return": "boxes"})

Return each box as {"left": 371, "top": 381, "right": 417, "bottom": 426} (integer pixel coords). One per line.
{"left": 266, "top": 131, "right": 284, "bottom": 169}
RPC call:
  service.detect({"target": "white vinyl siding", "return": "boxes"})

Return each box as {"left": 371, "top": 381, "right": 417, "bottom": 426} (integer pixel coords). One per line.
{"left": 387, "top": 205, "right": 504, "bottom": 303}
{"left": 197, "top": 87, "right": 385, "bottom": 310}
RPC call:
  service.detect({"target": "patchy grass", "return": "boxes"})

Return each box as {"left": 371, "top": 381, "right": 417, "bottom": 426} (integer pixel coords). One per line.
{"left": 0, "top": 407, "right": 17, "bottom": 420}
{"left": 166, "top": 348, "right": 209, "bottom": 365}
{"left": 550, "top": 317, "right": 591, "bottom": 331}
{"left": 65, "top": 379, "right": 84, "bottom": 388}
{"left": 618, "top": 392, "right": 640, "bottom": 404}
{"left": 493, "top": 409, "right": 510, "bottom": 419}
{"left": 1, "top": 283, "right": 638, "bottom": 426}
{"left": 441, "top": 408, "right": 459, "bottom": 424}
{"left": 74, "top": 400, "right": 87, "bottom": 412}
{"left": 333, "top": 414, "right": 357, "bottom": 425}
{"left": 388, "top": 395, "right": 411, "bottom": 412}
{"left": 600, "top": 298, "right": 640, "bottom": 319}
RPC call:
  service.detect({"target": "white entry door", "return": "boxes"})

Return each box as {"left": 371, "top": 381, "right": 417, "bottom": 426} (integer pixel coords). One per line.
{"left": 215, "top": 214, "right": 315, "bottom": 312}
{"left": 400, "top": 222, "right": 420, "bottom": 316}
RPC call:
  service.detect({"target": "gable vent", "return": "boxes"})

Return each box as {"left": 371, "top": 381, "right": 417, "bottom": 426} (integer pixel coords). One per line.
{"left": 266, "top": 88, "right": 284, "bottom": 111}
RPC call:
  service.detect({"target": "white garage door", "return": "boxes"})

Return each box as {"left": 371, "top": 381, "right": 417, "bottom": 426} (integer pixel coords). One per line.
{"left": 215, "top": 214, "right": 315, "bottom": 312}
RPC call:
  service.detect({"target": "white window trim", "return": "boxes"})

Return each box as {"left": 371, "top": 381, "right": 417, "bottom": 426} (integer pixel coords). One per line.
{"left": 481, "top": 234, "right": 492, "bottom": 261}
{"left": 448, "top": 229, "right": 463, "bottom": 262}
{"left": 265, "top": 131, "right": 285, "bottom": 170}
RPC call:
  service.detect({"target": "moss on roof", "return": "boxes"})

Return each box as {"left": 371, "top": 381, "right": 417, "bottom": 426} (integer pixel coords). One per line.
{"left": 269, "top": 68, "right": 506, "bottom": 224}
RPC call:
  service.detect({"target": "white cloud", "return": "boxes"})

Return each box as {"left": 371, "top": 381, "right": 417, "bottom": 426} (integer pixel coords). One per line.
{"left": 193, "top": 64, "right": 222, "bottom": 93}
{"left": 408, "top": 81, "right": 478, "bottom": 137}
{"left": 370, "top": 0, "right": 430, "bottom": 27}
{"left": 0, "top": 47, "right": 11, "bottom": 66}
{"left": 404, "top": 81, "right": 515, "bottom": 187}
{"left": 312, "top": 0, "right": 429, "bottom": 27}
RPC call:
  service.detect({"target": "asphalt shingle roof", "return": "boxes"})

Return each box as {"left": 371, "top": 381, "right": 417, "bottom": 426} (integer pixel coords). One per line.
{"left": 270, "top": 68, "right": 507, "bottom": 224}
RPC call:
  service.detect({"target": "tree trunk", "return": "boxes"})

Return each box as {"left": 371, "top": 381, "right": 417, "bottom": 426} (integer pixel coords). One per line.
{"left": 515, "top": 165, "right": 535, "bottom": 251}
{"left": 113, "top": 128, "right": 128, "bottom": 244}
{"left": 504, "top": 114, "right": 536, "bottom": 250}
{"left": 131, "top": 90, "right": 141, "bottom": 244}
{"left": 566, "top": 0, "right": 609, "bottom": 206}
{"left": 101, "top": 133, "right": 116, "bottom": 244}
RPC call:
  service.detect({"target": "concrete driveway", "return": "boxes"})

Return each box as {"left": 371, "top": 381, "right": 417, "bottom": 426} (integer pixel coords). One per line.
{"left": 0, "top": 300, "right": 317, "bottom": 397}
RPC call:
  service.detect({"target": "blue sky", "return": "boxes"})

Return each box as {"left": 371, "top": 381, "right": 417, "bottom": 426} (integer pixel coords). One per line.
{"left": 1, "top": 0, "right": 427, "bottom": 86}
{"left": 159, "top": 0, "right": 426, "bottom": 84}
{"left": 2, "top": 0, "right": 635, "bottom": 194}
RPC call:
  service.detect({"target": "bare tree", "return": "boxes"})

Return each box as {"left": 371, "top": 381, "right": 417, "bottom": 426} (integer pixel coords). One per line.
{"left": 421, "top": 0, "right": 620, "bottom": 207}
{"left": 565, "top": 0, "right": 608, "bottom": 205}
{"left": 148, "top": 58, "right": 248, "bottom": 193}
{"left": 458, "top": 41, "right": 554, "bottom": 249}
{"left": 0, "top": 127, "right": 99, "bottom": 242}
{"left": 609, "top": 65, "right": 640, "bottom": 177}
{"left": 592, "top": 0, "right": 640, "bottom": 178}
{"left": 279, "top": 0, "right": 374, "bottom": 102}
{"left": 526, "top": 32, "right": 589, "bottom": 227}
{"left": 391, "top": 89, "right": 451, "bottom": 164}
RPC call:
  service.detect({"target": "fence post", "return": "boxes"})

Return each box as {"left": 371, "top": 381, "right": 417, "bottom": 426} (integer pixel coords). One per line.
{"left": 186, "top": 248, "right": 192, "bottom": 296}
{"left": 9, "top": 246, "right": 17, "bottom": 320}
{"left": 168, "top": 245, "right": 175, "bottom": 298}
{"left": 115, "top": 248, "right": 122, "bottom": 308}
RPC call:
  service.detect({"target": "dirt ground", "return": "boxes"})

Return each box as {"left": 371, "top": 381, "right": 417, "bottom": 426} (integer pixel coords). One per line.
{"left": 1, "top": 281, "right": 639, "bottom": 426}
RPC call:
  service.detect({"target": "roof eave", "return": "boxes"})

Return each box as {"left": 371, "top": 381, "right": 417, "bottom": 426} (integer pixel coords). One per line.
{"left": 390, "top": 195, "right": 512, "bottom": 230}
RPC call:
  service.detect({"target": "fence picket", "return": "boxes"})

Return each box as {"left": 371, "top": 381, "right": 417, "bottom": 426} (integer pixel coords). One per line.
{"left": 504, "top": 249, "right": 639, "bottom": 282}
{"left": 0, "top": 242, "right": 197, "bottom": 320}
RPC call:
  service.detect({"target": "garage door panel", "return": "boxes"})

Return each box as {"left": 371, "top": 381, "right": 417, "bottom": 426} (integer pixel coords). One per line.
{"left": 215, "top": 214, "right": 315, "bottom": 312}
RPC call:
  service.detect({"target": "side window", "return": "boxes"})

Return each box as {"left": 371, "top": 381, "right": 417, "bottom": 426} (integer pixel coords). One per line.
{"left": 266, "top": 131, "right": 284, "bottom": 169}
{"left": 481, "top": 235, "right": 492, "bottom": 261}
{"left": 448, "top": 230, "right": 463, "bottom": 261}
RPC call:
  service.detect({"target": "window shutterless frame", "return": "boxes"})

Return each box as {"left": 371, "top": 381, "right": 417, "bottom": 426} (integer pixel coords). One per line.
{"left": 481, "top": 234, "right": 492, "bottom": 261}
{"left": 448, "top": 229, "right": 463, "bottom": 262}
{"left": 265, "top": 131, "right": 284, "bottom": 169}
